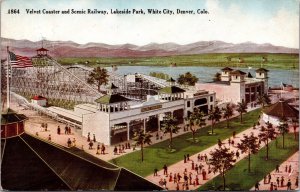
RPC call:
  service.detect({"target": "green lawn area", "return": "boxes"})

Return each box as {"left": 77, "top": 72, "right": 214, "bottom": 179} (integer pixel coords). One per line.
{"left": 110, "top": 109, "right": 261, "bottom": 177}
{"left": 57, "top": 53, "right": 298, "bottom": 70}
{"left": 199, "top": 133, "right": 299, "bottom": 191}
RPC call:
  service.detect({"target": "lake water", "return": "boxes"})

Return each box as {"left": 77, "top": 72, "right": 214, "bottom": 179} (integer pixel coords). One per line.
{"left": 107, "top": 66, "right": 299, "bottom": 88}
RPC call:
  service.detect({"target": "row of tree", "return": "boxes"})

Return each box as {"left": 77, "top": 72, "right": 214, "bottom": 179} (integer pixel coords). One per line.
{"left": 149, "top": 72, "right": 170, "bottom": 80}
{"left": 209, "top": 119, "right": 289, "bottom": 190}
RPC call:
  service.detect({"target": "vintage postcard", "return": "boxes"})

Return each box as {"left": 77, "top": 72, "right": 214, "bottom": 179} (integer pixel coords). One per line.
{"left": 1, "top": 0, "right": 299, "bottom": 191}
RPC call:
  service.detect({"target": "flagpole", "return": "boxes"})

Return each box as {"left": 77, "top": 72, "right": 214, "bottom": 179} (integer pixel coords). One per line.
{"left": 6, "top": 46, "right": 10, "bottom": 109}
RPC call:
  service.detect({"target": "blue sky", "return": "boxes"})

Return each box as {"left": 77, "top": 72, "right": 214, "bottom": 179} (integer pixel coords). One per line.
{"left": 1, "top": 0, "right": 299, "bottom": 48}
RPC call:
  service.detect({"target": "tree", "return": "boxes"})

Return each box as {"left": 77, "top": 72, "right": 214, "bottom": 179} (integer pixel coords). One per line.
{"left": 177, "top": 72, "right": 199, "bottom": 87}
{"left": 292, "top": 118, "right": 298, "bottom": 140}
{"left": 237, "top": 134, "right": 260, "bottom": 172}
{"left": 161, "top": 115, "right": 180, "bottom": 149}
{"left": 208, "top": 106, "right": 222, "bottom": 134}
{"left": 186, "top": 108, "right": 206, "bottom": 142}
{"left": 87, "top": 67, "right": 109, "bottom": 92}
{"left": 277, "top": 119, "right": 289, "bottom": 149}
{"left": 256, "top": 94, "right": 271, "bottom": 108}
{"left": 258, "top": 124, "right": 277, "bottom": 160}
{"left": 222, "top": 103, "right": 234, "bottom": 128}
{"left": 132, "top": 129, "right": 152, "bottom": 162}
{"left": 209, "top": 147, "right": 236, "bottom": 190}
{"left": 213, "top": 72, "right": 221, "bottom": 82}
{"left": 236, "top": 100, "right": 248, "bottom": 123}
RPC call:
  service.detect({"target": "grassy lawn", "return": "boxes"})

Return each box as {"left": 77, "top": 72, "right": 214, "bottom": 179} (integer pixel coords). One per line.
{"left": 199, "top": 133, "right": 299, "bottom": 191}
{"left": 110, "top": 109, "right": 261, "bottom": 177}
{"left": 57, "top": 53, "right": 298, "bottom": 70}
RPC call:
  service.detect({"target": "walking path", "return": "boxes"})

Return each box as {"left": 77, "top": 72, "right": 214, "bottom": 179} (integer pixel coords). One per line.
{"left": 145, "top": 120, "right": 298, "bottom": 190}
{"left": 250, "top": 152, "right": 299, "bottom": 191}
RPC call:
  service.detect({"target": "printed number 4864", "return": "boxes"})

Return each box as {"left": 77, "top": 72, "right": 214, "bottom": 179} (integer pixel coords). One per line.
{"left": 8, "top": 9, "right": 20, "bottom": 14}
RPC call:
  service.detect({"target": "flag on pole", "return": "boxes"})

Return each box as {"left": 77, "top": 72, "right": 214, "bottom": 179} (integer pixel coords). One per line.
{"left": 8, "top": 51, "right": 33, "bottom": 68}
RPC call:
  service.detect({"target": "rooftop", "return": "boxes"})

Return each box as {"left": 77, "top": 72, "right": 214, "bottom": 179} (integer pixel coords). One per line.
{"left": 263, "top": 99, "right": 299, "bottom": 119}
{"left": 1, "top": 109, "right": 27, "bottom": 125}
{"left": 158, "top": 86, "right": 186, "bottom": 94}
{"left": 36, "top": 47, "right": 49, "bottom": 52}
{"left": 221, "top": 67, "right": 234, "bottom": 72}
{"left": 95, "top": 94, "right": 131, "bottom": 104}
{"left": 230, "top": 70, "right": 247, "bottom": 76}
{"left": 256, "top": 68, "right": 269, "bottom": 72}
{"left": 1, "top": 133, "right": 161, "bottom": 191}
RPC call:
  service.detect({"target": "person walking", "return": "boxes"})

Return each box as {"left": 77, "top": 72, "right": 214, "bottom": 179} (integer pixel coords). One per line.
{"left": 280, "top": 176, "right": 284, "bottom": 187}
{"left": 93, "top": 134, "right": 96, "bottom": 142}
{"left": 169, "top": 173, "right": 173, "bottom": 182}
{"left": 87, "top": 132, "right": 90, "bottom": 142}
{"left": 202, "top": 169, "right": 207, "bottom": 180}
{"left": 96, "top": 144, "right": 100, "bottom": 155}
{"left": 276, "top": 177, "right": 280, "bottom": 187}
{"left": 101, "top": 144, "right": 105, "bottom": 154}
{"left": 173, "top": 173, "right": 177, "bottom": 184}
{"left": 236, "top": 150, "right": 240, "bottom": 159}
{"left": 153, "top": 168, "right": 158, "bottom": 176}
{"left": 195, "top": 175, "right": 199, "bottom": 185}
{"left": 233, "top": 131, "right": 236, "bottom": 138}
{"left": 65, "top": 125, "right": 68, "bottom": 134}
{"left": 254, "top": 181, "right": 260, "bottom": 191}
{"left": 57, "top": 126, "right": 61, "bottom": 135}
{"left": 67, "top": 138, "right": 72, "bottom": 147}
{"left": 270, "top": 182, "right": 274, "bottom": 191}
{"left": 268, "top": 173, "right": 272, "bottom": 184}
{"left": 287, "top": 179, "right": 292, "bottom": 190}
{"left": 114, "top": 146, "right": 118, "bottom": 155}
{"left": 275, "top": 164, "right": 280, "bottom": 172}
{"left": 187, "top": 154, "right": 190, "bottom": 161}
{"left": 288, "top": 165, "right": 292, "bottom": 173}
{"left": 72, "top": 138, "right": 76, "bottom": 147}
{"left": 184, "top": 155, "right": 187, "bottom": 163}
{"left": 89, "top": 141, "right": 93, "bottom": 149}
{"left": 48, "top": 134, "right": 51, "bottom": 141}
{"left": 195, "top": 164, "right": 199, "bottom": 174}
{"left": 295, "top": 176, "right": 298, "bottom": 188}
{"left": 163, "top": 164, "right": 168, "bottom": 175}
{"left": 177, "top": 173, "right": 182, "bottom": 183}
{"left": 197, "top": 154, "right": 201, "bottom": 162}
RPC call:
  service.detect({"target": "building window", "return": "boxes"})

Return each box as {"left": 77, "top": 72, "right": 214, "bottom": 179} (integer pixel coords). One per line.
{"left": 187, "top": 101, "right": 190, "bottom": 108}
{"left": 210, "top": 105, "right": 213, "bottom": 110}
{"left": 210, "top": 96, "right": 213, "bottom": 102}
{"left": 235, "top": 76, "right": 238, "bottom": 79}
{"left": 259, "top": 72, "right": 262, "bottom": 76}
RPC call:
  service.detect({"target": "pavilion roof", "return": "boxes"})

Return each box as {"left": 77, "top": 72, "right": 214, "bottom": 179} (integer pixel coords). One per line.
{"left": 1, "top": 109, "right": 27, "bottom": 125}
{"left": 263, "top": 99, "right": 299, "bottom": 119}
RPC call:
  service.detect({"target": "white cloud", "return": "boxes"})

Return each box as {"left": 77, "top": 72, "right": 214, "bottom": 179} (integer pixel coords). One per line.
{"left": 1, "top": 0, "right": 299, "bottom": 48}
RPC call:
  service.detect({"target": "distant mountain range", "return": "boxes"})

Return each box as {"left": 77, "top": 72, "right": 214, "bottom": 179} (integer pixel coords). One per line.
{"left": 1, "top": 38, "right": 298, "bottom": 58}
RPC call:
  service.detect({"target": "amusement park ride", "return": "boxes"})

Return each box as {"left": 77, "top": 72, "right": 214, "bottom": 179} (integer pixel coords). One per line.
{"left": 6, "top": 46, "right": 170, "bottom": 109}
